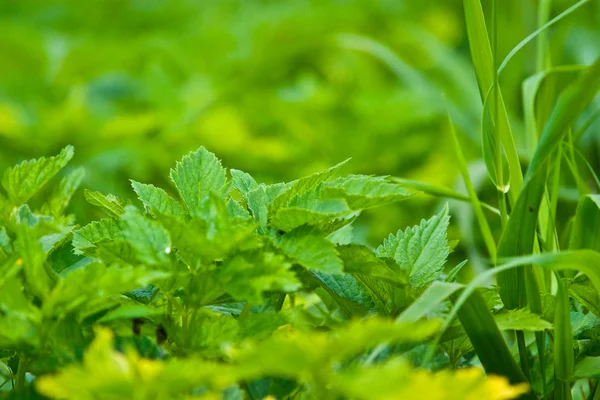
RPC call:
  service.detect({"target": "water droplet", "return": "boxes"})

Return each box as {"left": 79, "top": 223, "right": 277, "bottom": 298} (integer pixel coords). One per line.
{"left": 165, "top": 247, "right": 171, "bottom": 254}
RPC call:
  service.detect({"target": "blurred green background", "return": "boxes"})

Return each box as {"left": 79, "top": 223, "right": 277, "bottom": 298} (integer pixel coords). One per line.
{"left": 0, "top": 0, "right": 598, "bottom": 247}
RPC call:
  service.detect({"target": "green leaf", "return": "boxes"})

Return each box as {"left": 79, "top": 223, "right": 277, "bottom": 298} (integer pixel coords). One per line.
{"left": 494, "top": 308, "right": 553, "bottom": 331}
{"left": 569, "top": 195, "right": 600, "bottom": 252}
{"left": 247, "top": 183, "right": 286, "bottom": 230}
{"left": 497, "top": 58, "right": 600, "bottom": 310}
{"left": 84, "top": 189, "right": 128, "bottom": 218}
{"left": 481, "top": 89, "right": 511, "bottom": 192}
{"left": 278, "top": 226, "right": 343, "bottom": 274}
{"left": 574, "top": 357, "right": 600, "bottom": 379}
{"left": 40, "top": 167, "right": 85, "bottom": 217}
{"left": 338, "top": 244, "right": 404, "bottom": 284}
{"left": 169, "top": 146, "right": 227, "bottom": 215}
{"left": 269, "top": 159, "right": 349, "bottom": 216}
{"left": 120, "top": 206, "right": 171, "bottom": 266}
{"left": 97, "top": 304, "right": 162, "bottom": 323}
{"left": 1, "top": 145, "right": 74, "bottom": 205}
{"left": 313, "top": 272, "right": 375, "bottom": 314}
{"left": 130, "top": 180, "right": 186, "bottom": 218}
{"left": 270, "top": 189, "right": 349, "bottom": 231}
{"left": 321, "top": 175, "right": 415, "bottom": 209}
{"left": 229, "top": 169, "right": 258, "bottom": 196}
{"left": 397, "top": 281, "right": 463, "bottom": 324}
{"left": 377, "top": 205, "right": 450, "bottom": 289}
{"left": 72, "top": 219, "right": 125, "bottom": 255}
{"left": 217, "top": 252, "right": 300, "bottom": 303}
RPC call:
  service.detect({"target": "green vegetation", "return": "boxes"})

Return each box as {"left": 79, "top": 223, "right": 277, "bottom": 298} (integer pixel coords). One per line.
{"left": 0, "top": 0, "right": 599, "bottom": 399}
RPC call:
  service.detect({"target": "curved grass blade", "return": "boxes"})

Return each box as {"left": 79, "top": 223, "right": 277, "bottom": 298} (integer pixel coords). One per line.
{"left": 482, "top": 87, "right": 511, "bottom": 193}
{"left": 497, "top": 58, "right": 600, "bottom": 311}
{"left": 463, "top": 0, "right": 523, "bottom": 202}
{"left": 498, "top": 0, "right": 591, "bottom": 75}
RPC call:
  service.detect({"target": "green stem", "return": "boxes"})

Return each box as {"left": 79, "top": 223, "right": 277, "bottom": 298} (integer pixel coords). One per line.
{"left": 181, "top": 306, "right": 189, "bottom": 347}
{"left": 516, "top": 330, "right": 531, "bottom": 382}
{"left": 15, "top": 355, "right": 27, "bottom": 390}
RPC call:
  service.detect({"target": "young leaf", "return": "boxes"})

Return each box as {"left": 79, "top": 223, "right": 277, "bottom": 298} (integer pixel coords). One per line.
{"left": 130, "top": 180, "right": 186, "bottom": 218}
{"left": 269, "top": 159, "right": 349, "bottom": 216}
{"left": 277, "top": 226, "right": 343, "bottom": 274}
{"left": 120, "top": 206, "right": 171, "bottom": 266}
{"left": 41, "top": 167, "right": 85, "bottom": 217}
{"left": 377, "top": 205, "right": 450, "bottom": 289}
{"left": 84, "top": 189, "right": 128, "bottom": 218}
{"left": 494, "top": 308, "right": 553, "bottom": 331}
{"left": 321, "top": 175, "right": 415, "bottom": 210}
{"left": 2, "top": 145, "right": 74, "bottom": 205}
{"left": 217, "top": 252, "right": 300, "bottom": 303}
{"left": 169, "top": 146, "right": 227, "bottom": 215}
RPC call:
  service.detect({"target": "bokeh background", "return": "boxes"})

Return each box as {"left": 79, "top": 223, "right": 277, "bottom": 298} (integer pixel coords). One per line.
{"left": 0, "top": 0, "right": 598, "bottom": 252}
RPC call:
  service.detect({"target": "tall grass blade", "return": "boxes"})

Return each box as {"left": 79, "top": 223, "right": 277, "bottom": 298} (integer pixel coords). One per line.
{"left": 497, "top": 58, "right": 600, "bottom": 310}
{"left": 554, "top": 276, "right": 574, "bottom": 400}
{"left": 497, "top": 0, "right": 590, "bottom": 75}
{"left": 463, "top": 0, "right": 524, "bottom": 202}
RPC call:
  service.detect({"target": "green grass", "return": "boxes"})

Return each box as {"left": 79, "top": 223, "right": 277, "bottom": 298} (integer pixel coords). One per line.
{"left": 1, "top": 0, "right": 600, "bottom": 399}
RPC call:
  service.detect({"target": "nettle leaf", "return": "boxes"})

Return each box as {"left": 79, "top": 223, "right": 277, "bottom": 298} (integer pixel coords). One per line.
{"left": 247, "top": 183, "right": 286, "bottom": 230}
{"left": 339, "top": 244, "right": 404, "bottom": 284}
{"left": 494, "top": 308, "right": 553, "bottom": 331}
{"left": 278, "top": 226, "right": 343, "bottom": 274}
{"left": 120, "top": 206, "right": 171, "bottom": 266}
{"left": 170, "top": 146, "right": 227, "bottom": 215}
{"left": 230, "top": 169, "right": 259, "bottom": 196}
{"left": 130, "top": 180, "right": 186, "bottom": 218}
{"left": 1, "top": 145, "right": 74, "bottom": 205}
{"left": 36, "top": 328, "right": 235, "bottom": 399}
{"left": 377, "top": 204, "right": 450, "bottom": 289}
{"left": 271, "top": 188, "right": 350, "bottom": 232}
{"left": 218, "top": 252, "right": 300, "bottom": 303}
{"left": 40, "top": 167, "right": 85, "bottom": 217}
{"left": 84, "top": 189, "right": 128, "bottom": 218}
{"left": 16, "top": 224, "right": 55, "bottom": 299}
{"left": 321, "top": 174, "right": 415, "bottom": 210}
{"left": 313, "top": 272, "right": 375, "bottom": 316}
{"left": 72, "top": 219, "right": 125, "bottom": 255}
{"left": 42, "top": 263, "right": 167, "bottom": 319}
{"left": 269, "top": 159, "right": 349, "bottom": 216}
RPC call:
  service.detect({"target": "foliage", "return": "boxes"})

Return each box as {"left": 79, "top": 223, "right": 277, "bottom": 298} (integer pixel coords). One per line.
{"left": 1, "top": 0, "right": 600, "bottom": 399}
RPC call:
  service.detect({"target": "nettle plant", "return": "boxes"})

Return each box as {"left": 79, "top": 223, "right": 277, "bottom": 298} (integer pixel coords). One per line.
{"left": 0, "top": 3, "right": 600, "bottom": 400}
{"left": 0, "top": 144, "right": 532, "bottom": 400}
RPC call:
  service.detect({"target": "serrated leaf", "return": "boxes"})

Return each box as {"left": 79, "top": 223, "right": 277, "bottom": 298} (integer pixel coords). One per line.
{"left": 278, "top": 226, "right": 343, "bottom": 274}
{"left": 321, "top": 175, "right": 415, "bottom": 209}
{"left": 494, "top": 308, "right": 553, "bottom": 331}
{"left": 313, "top": 272, "right": 375, "bottom": 314}
{"left": 130, "top": 180, "right": 186, "bottom": 218}
{"left": 271, "top": 188, "right": 350, "bottom": 231}
{"left": 43, "top": 263, "right": 167, "bottom": 319}
{"left": 217, "top": 252, "right": 300, "bottom": 303}
{"left": 377, "top": 205, "right": 450, "bottom": 289}
{"left": 269, "top": 159, "right": 349, "bottom": 216}
{"left": 120, "top": 206, "right": 171, "bottom": 266}
{"left": 338, "top": 244, "right": 404, "bottom": 284}
{"left": 84, "top": 189, "right": 128, "bottom": 218}
{"left": 230, "top": 169, "right": 259, "bottom": 196}
{"left": 72, "top": 219, "right": 125, "bottom": 255}
{"left": 41, "top": 167, "right": 85, "bottom": 217}
{"left": 169, "top": 146, "right": 227, "bottom": 215}
{"left": 247, "top": 183, "right": 286, "bottom": 230}
{"left": 1, "top": 145, "right": 74, "bottom": 205}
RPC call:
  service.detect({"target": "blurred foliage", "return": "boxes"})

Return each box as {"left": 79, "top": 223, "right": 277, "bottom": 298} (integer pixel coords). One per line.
{"left": 0, "top": 0, "right": 598, "bottom": 244}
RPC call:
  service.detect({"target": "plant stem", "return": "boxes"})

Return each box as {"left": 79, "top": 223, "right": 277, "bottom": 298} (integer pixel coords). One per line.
{"left": 516, "top": 331, "right": 531, "bottom": 381}
{"left": 15, "top": 355, "right": 26, "bottom": 390}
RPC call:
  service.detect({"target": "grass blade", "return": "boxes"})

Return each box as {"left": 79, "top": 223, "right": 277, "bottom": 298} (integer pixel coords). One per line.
{"left": 497, "top": 58, "right": 600, "bottom": 310}
{"left": 497, "top": 0, "right": 590, "bottom": 75}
